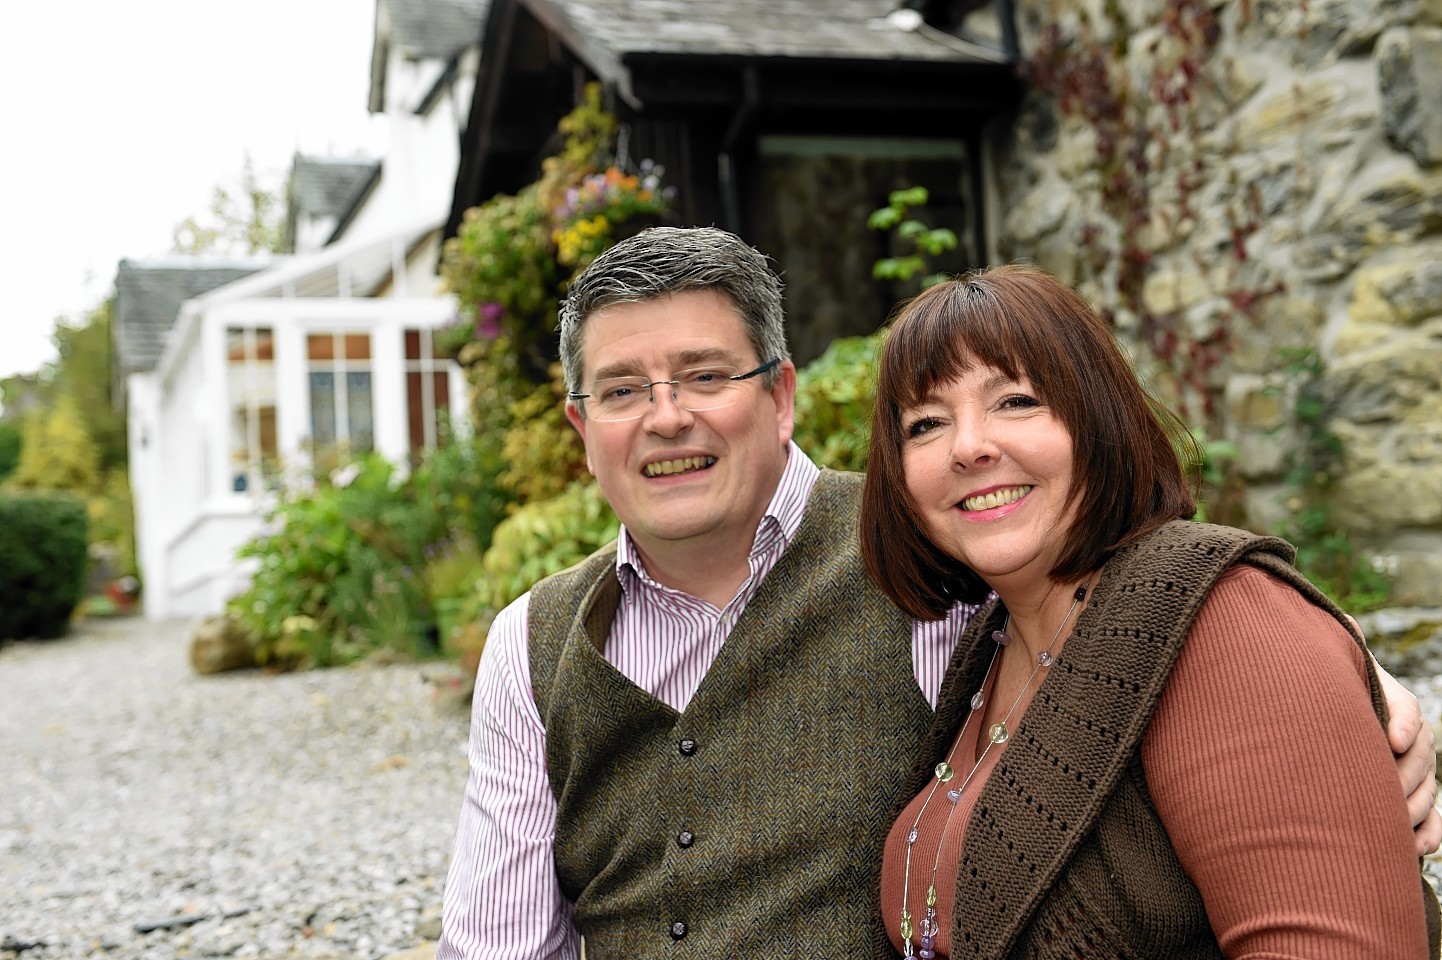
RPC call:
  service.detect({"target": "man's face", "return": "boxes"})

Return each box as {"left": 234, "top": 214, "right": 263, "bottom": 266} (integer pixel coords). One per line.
{"left": 565, "top": 289, "right": 796, "bottom": 565}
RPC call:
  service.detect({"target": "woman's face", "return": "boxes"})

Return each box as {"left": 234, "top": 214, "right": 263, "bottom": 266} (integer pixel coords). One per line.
{"left": 899, "top": 362, "right": 1078, "bottom": 594}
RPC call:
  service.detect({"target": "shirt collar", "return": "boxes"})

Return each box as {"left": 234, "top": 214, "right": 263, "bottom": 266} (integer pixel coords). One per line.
{"left": 615, "top": 440, "right": 821, "bottom": 585}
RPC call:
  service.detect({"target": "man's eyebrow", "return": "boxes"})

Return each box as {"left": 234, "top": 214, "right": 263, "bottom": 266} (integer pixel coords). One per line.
{"left": 590, "top": 348, "right": 740, "bottom": 382}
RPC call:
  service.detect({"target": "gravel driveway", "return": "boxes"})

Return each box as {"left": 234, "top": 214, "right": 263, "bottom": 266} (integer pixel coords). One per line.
{"left": 0, "top": 617, "right": 471, "bottom": 960}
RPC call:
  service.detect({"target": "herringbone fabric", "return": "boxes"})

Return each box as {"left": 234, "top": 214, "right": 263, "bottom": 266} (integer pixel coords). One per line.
{"left": 529, "top": 470, "right": 929, "bottom": 958}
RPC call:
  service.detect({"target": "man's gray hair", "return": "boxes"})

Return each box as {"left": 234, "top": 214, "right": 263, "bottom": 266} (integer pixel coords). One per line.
{"left": 558, "top": 226, "right": 790, "bottom": 401}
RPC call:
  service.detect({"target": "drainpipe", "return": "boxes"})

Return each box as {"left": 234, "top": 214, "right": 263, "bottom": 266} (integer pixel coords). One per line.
{"left": 995, "top": 0, "right": 1019, "bottom": 63}
{"left": 718, "top": 65, "right": 761, "bottom": 233}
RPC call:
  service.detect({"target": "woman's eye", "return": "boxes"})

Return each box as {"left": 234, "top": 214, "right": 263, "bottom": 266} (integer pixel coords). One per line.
{"left": 905, "top": 417, "right": 942, "bottom": 438}
{"left": 999, "top": 394, "right": 1039, "bottom": 410}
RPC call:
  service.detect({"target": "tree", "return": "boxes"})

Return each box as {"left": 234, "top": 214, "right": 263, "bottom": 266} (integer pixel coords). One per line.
{"left": 51, "top": 300, "right": 127, "bottom": 473}
{"left": 172, "top": 154, "right": 288, "bottom": 256}
{"left": 8, "top": 396, "right": 102, "bottom": 494}
{"left": 0, "top": 421, "right": 20, "bottom": 481}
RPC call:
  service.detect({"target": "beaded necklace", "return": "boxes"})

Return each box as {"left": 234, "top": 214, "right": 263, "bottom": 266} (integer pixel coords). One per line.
{"left": 897, "top": 582, "right": 1090, "bottom": 959}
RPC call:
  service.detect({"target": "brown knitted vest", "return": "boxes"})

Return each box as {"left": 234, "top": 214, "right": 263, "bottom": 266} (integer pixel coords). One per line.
{"left": 901, "top": 520, "right": 1440, "bottom": 959}
{"left": 528, "top": 470, "right": 931, "bottom": 958}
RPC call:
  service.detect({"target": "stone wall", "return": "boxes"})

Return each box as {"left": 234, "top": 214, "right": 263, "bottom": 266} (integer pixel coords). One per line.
{"left": 990, "top": 0, "right": 1442, "bottom": 607}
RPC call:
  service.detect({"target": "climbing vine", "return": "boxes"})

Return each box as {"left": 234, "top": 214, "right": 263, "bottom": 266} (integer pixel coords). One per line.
{"left": 1025, "top": 0, "right": 1279, "bottom": 425}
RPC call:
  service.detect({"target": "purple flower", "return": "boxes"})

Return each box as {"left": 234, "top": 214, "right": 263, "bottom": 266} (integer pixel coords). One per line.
{"left": 476, "top": 302, "right": 504, "bottom": 340}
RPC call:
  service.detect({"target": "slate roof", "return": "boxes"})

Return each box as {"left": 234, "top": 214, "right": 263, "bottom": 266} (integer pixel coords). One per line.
{"left": 285, "top": 155, "right": 382, "bottom": 249}
{"left": 527, "top": 0, "right": 1006, "bottom": 67}
{"left": 370, "top": 0, "right": 489, "bottom": 113}
{"left": 289, "top": 156, "right": 382, "bottom": 218}
{"left": 112, "top": 260, "right": 268, "bottom": 376}
{"left": 383, "top": 0, "right": 489, "bottom": 59}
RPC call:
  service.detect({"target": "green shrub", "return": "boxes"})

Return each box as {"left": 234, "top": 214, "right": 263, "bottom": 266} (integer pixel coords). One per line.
{"left": 0, "top": 421, "right": 20, "bottom": 481}
{"left": 467, "top": 480, "right": 619, "bottom": 620}
{"left": 792, "top": 331, "right": 885, "bottom": 472}
{"left": 228, "top": 454, "right": 449, "bottom": 667}
{"left": 0, "top": 492, "right": 89, "bottom": 640}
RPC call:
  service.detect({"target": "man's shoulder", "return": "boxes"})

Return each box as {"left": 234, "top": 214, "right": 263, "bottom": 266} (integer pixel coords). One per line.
{"left": 805, "top": 469, "right": 865, "bottom": 518}
{"left": 530, "top": 539, "right": 620, "bottom": 605}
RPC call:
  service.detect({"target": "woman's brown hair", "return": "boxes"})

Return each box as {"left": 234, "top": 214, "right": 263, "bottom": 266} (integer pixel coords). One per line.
{"left": 860, "top": 264, "right": 1199, "bottom": 620}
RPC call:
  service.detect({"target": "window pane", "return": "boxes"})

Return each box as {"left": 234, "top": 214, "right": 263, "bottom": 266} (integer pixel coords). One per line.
{"left": 308, "top": 334, "right": 335, "bottom": 361}
{"left": 226, "top": 328, "right": 246, "bottom": 365}
{"left": 344, "top": 333, "right": 371, "bottom": 360}
{"left": 310, "top": 371, "right": 336, "bottom": 445}
{"left": 255, "top": 328, "right": 275, "bottom": 361}
{"left": 347, "top": 371, "right": 374, "bottom": 452}
{"left": 404, "top": 330, "right": 421, "bottom": 361}
{"left": 407, "top": 371, "right": 425, "bottom": 453}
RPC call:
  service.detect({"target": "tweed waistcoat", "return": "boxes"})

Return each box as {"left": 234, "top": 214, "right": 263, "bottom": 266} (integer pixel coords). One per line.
{"left": 528, "top": 470, "right": 931, "bottom": 959}
{"left": 902, "top": 520, "right": 1439, "bottom": 959}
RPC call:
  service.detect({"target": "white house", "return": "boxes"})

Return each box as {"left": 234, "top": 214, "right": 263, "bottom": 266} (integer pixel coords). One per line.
{"left": 122, "top": 0, "right": 487, "bottom": 620}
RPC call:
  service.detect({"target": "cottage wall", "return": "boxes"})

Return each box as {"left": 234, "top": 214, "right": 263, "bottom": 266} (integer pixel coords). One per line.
{"left": 991, "top": 0, "right": 1442, "bottom": 606}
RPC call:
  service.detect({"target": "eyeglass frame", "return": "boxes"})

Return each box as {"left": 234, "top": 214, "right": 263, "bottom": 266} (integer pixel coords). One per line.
{"left": 567, "top": 357, "right": 781, "bottom": 421}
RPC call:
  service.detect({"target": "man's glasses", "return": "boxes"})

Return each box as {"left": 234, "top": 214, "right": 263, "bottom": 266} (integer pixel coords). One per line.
{"left": 569, "top": 358, "right": 780, "bottom": 422}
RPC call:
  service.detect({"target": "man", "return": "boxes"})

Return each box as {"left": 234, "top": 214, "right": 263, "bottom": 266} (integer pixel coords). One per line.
{"left": 439, "top": 227, "right": 1438, "bottom": 958}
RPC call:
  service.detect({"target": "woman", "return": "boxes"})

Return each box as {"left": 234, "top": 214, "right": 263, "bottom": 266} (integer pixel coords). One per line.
{"left": 860, "top": 265, "right": 1439, "bottom": 959}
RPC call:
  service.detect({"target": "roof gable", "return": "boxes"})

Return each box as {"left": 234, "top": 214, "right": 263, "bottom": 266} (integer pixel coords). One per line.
{"left": 112, "top": 260, "right": 268, "bottom": 376}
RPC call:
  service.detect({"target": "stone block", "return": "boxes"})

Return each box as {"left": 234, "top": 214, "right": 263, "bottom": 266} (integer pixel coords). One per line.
{"left": 1378, "top": 27, "right": 1442, "bottom": 167}
{"left": 1333, "top": 463, "right": 1442, "bottom": 535}
{"left": 1349, "top": 258, "right": 1442, "bottom": 327}
{"left": 1003, "top": 173, "right": 1076, "bottom": 245}
{"left": 1231, "top": 297, "right": 1325, "bottom": 373}
{"left": 1241, "top": 482, "right": 1295, "bottom": 534}
{"left": 1329, "top": 321, "right": 1442, "bottom": 422}
{"left": 1389, "top": 554, "right": 1442, "bottom": 607}
{"left": 1362, "top": 606, "right": 1442, "bottom": 673}
{"left": 1141, "top": 266, "right": 1210, "bottom": 315}
{"left": 188, "top": 615, "right": 257, "bottom": 676}
{"left": 1233, "top": 66, "right": 1376, "bottom": 148}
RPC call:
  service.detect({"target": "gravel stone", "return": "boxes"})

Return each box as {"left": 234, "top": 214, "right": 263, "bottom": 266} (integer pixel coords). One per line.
{"left": 0, "top": 618, "right": 469, "bottom": 960}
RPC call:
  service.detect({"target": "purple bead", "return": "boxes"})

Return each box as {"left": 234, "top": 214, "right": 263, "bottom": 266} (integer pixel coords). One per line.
{"left": 991, "top": 629, "right": 1010, "bottom": 646}
{"left": 970, "top": 690, "right": 985, "bottom": 711}
{"left": 919, "top": 950, "right": 937, "bottom": 959}
{"left": 946, "top": 788, "right": 962, "bottom": 804}
{"left": 1037, "top": 650, "right": 1054, "bottom": 667}
{"left": 920, "top": 935, "right": 935, "bottom": 949}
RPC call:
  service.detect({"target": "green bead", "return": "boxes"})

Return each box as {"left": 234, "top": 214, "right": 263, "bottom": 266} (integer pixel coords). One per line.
{"left": 989, "top": 721, "right": 1009, "bottom": 744}
{"left": 934, "top": 761, "right": 955, "bottom": 782}
{"left": 900, "top": 916, "right": 913, "bottom": 940}
{"left": 926, "top": 885, "right": 938, "bottom": 907}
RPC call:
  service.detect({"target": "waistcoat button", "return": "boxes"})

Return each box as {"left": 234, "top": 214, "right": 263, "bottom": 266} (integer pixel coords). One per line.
{"left": 678, "top": 738, "right": 697, "bottom": 756}
{"left": 677, "top": 830, "right": 694, "bottom": 848}
{"left": 670, "top": 921, "right": 687, "bottom": 940}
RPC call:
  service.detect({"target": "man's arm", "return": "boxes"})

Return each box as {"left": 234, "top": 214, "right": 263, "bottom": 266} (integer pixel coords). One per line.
{"left": 1376, "top": 659, "right": 1442, "bottom": 855}
{"left": 437, "top": 597, "right": 581, "bottom": 960}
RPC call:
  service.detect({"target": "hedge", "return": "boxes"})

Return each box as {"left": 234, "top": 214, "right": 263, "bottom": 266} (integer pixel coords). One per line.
{"left": 0, "top": 492, "right": 89, "bottom": 640}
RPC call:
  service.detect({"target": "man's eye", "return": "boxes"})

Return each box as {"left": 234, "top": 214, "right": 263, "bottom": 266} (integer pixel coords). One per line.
{"left": 600, "top": 384, "right": 638, "bottom": 402}
{"left": 686, "top": 369, "right": 726, "bottom": 385}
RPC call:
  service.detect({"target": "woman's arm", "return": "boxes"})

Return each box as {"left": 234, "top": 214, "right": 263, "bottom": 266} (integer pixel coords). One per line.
{"left": 1142, "top": 565, "right": 1431, "bottom": 959}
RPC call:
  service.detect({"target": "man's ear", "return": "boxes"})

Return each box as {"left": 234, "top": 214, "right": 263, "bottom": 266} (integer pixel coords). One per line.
{"left": 565, "top": 401, "right": 596, "bottom": 476}
{"left": 770, "top": 360, "right": 798, "bottom": 447}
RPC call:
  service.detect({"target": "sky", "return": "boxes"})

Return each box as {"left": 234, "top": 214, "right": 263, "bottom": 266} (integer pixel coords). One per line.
{"left": 0, "top": 0, "right": 388, "bottom": 382}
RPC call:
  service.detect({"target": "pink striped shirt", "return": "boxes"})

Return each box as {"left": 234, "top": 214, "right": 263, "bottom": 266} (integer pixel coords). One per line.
{"left": 437, "top": 444, "right": 977, "bottom": 959}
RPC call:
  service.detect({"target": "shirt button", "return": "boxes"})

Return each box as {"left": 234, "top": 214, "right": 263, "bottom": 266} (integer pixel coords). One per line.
{"left": 678, "top": 738, "right": 697, "bottom": 756}
{"left": 670, "top": 921, "right": 688, "bottom": 940}
{"left": 677, "top": 830, "right": 695, "bottom": 848}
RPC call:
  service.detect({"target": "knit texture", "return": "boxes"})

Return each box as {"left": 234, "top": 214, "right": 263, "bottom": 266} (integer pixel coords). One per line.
{"left": 529, "top": 470, "right": 929, "bottom": 958}
{"left": 900, "top": 520, "right": 1440, "bottom": 959}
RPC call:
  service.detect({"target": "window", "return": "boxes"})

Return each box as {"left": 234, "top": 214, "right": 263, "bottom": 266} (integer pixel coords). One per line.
{"left": 405, "top": 328, "right": 452, "bottom": 456}
{"left": 227, "top": 327, "right": 278, "bottom": 493}
{"left": 308, "top": 332, "right": 374, "bottom": 457}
